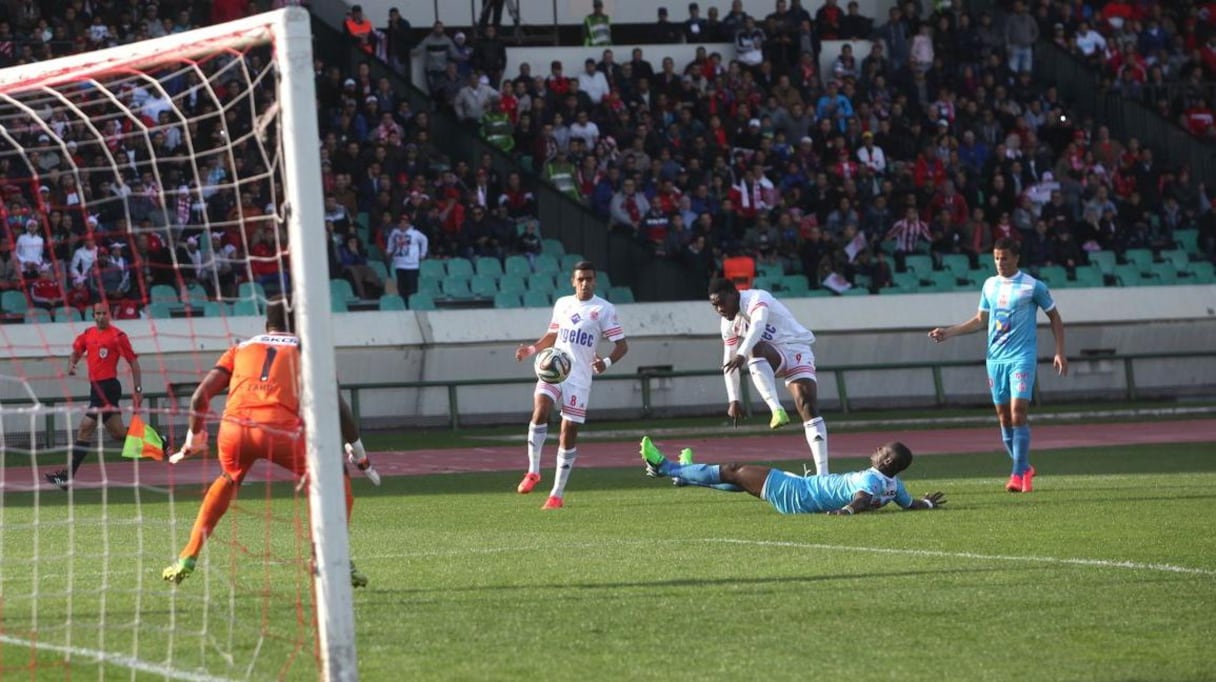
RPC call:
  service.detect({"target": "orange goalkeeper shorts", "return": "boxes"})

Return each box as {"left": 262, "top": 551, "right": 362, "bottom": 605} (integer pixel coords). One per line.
{"left": 216, "top": 417, "right": 305, "bottom": 481}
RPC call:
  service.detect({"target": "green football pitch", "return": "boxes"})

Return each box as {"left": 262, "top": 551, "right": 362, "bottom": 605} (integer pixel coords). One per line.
{"left": 2, "top": 441, "right": 1214, "bottom": 680}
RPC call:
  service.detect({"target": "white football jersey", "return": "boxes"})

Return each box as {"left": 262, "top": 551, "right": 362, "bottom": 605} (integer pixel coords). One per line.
{"left": 720, "top": 288, "right": 815, "bottom": 351}
{"left": 548, "top": 294, "right": 626, "bottom": 383}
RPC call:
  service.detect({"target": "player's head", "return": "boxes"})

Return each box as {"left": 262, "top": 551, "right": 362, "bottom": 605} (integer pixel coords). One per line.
{"left": 265, "top": 296, "right": 295, "bottom": 334}
{"left": 871, "top": 441, "right": 913, "bottom": 476}
{"left": 92, "top": 302, "right": 111, "bottom": 328}
{"left": 992, "top": 237, "right": 1020, "bottom": 278}
{"left": 571, "top": 260, "right": 597, "bottom": 301}
{"left": 707, "top": 278, "right": 741, "bottom": 320}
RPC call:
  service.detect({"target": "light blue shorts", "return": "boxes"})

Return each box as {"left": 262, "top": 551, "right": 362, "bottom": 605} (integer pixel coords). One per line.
{"left": 760, "top": 469, "right": 824, "bottom": 515}
{"left": 987, "top": 359, "right": 1037, "bottom": 405}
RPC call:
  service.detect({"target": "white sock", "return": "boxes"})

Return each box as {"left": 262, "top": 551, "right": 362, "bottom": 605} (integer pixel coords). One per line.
{"left": 804, "top": 417, "right": 829, "bottom": 475}
{"left": 747, "top": 357, "right": 783, "bottom": 413}
{"left": 550, "top": 448, "right": 577, "bottom": 498}
{"left": 526, "top": 423, "right": 547, "bottom": 475}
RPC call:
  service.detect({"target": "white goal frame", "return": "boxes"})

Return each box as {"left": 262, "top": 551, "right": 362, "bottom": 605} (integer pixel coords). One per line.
{"left": 0, "top": 8, "right": 355, "bottom": 680}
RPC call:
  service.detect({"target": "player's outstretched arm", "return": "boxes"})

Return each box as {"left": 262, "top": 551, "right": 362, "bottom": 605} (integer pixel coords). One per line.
{"left": 594, "top": 338, "right": 628, "bottom": 374}
{"left": 906, "top": 492, "right": 947, "bottom": 511}
{"left": 339, "top": 392, "right": 380, "bottom": 486}
{"left": 169, "top": 368, "right": 228, "bottom": 463}
{"left": 826, "top": 490, "right": 874, "bottom": 516}
{"left": 928, "top": 311, "right": 987, "bottom": 343}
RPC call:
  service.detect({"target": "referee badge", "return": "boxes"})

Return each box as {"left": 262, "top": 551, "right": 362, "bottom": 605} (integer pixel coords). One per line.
{"left": 99, "top": 347, "right": 109, "bottom": 359}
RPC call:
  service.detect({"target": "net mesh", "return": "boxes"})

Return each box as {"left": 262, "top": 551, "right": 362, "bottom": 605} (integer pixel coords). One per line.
{"left": 0, "top": 17, "right": 322, "bottom": 680}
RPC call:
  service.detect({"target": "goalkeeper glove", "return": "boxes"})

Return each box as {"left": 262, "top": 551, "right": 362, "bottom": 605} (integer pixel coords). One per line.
{"left": 170, "top": 429, "right": 208, "bottom": 464}
{"left": 345, "top": 439, "right": 381, "bottom": 486}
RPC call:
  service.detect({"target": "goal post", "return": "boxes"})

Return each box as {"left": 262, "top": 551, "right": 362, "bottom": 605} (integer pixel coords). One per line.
{"left": 0, "top": 7, "right": 356, "bottom": 680}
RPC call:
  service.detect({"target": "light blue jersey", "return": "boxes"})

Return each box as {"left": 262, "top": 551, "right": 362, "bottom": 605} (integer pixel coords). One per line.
{"left": 762, "top": 467, "right": 914, "bottom": 515}
{"left": 979, "top": 272, "right": 1055, "bottom": 364}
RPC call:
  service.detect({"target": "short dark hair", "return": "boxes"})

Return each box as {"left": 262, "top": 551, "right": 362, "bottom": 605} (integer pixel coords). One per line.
{"left": 573, "top": 259, "right": 596, "bottom": 273}
{"left": 884, "top": 441, "right": 914, "bottom": 472}
{"left": 707, "top": 277, "right": 737, "bottom": 297}
{"left": 993, "top": 237, "right": 1020, "bottom": 255}
{"left": 265, "top": 295, "right": 294, "bottom": 334}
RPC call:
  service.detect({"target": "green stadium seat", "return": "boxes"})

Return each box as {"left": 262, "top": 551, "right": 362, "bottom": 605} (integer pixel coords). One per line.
{"left": 149, "top": 284, "right": 179, "bottom": 303}
{"left": 441, "top": 277, "right": 474, "bottom": 299}
{"left": 522, "top": 290, "right": 551, "bottom": 308}
{"left": 498, "top": 274, "right": 527, "bottom": 294}
{"left": 56, "top": 306, "right": 83, "bottom": 322}
{"left": 368, "top": 260, "right": 389, "bottom": 282}
{"left": 366, "top": 243, "right": 385, "bottom": 264}
{"left": 2, "top": 290, "right": 29, "bottom": 315}
{"left": 232, "top": 299, "right": 262, "bottom": 317}
{"left": 408, "top": 293, "right": 436, "bottom": 310}
{"left": 839, "top": 286, "right": 869, "bottom": 296}
{"left": 1160, "top": 249, "right": 1189, "bottom": 271}
{"left": 1036, "top": 265, "right": 1068, "bottom": 288}
{"left": 940, "top": 254, "right": 971, "bottom": 277}
{"left": 892, "top": 272, "right": 920, "bottom": 291}
{"left": 1123, "top": 248, "right": 1154, "bottom": 271}
{"left": 526, "top": 272, "right": 555, "bottom": 293}
{"left": 203, "top": 301, "right": 231, "bottom": 318}
{"left": 494, "top": 291, "right": 523, "bottom": 308}
{"left": 1072, "top": 264, "right": 1104, "bottom": 288}
{"left": 533, "top": 254, "right": 560, "bottom": 274}
{"left": 806, "top": 288, "right": 833, "bottom": 297}
{"left": 541, "top": 238, "right": 565, "bottom": 257}
{"left": 1148, "top": 262, "right": 1177, "bottom": 285}
{"left": 470, "top": 274, "right": 498, "bottom": 298}
{"left": 560, "top": 254, "right": 584, "bottom": 272}
{"left": 881, "top": 284, "right": 917, "bottom": 294}
{"left": 781, "top": 275, "right": 810, "bottom": 296}
{"left": 553, "top": 281, "right": 575, "bottom": 298}
{"left": 1088, "top": 250, "right": 1117, "bottom": 275}
{"left": 852, "top": 274, "right": 872, "bottom": 290}
{"left": 967, "top": 267, "right": 991, "bottom": 283}
{"left": 751, "top": 276, "right": 774, "bottom": 292}
{"left": 1112, "top": 264, "right": 1146, "bottom": 286}
{"left": 24, "top": 308, "right": 53, "bottom": 323}
{"left": 147, "top": 301, "right": 178, "bottom": 318}
{"left": 904, "top": 254, "right": 934, "bottom": 275}
{"left": 445, "top": 258, "right": 475, "bottom": 279}
{"left": 757, "top": 263, "right": 783, "bottom": 279}
{"left": 419, "top": 260, "right": 446, "bottom": 280}
{"left": 417, "top": 277, "right": 442, "bottom": 295}
{"left": 596, "top": 271, "right": 612, "bottom": 290}
{"left": 475, "top": 257, "right": 504, "bottom": 279}
{"left": 331, "top": 296, "right": 349, "bottom": 312}
{"left": 607, "top": 286, "right": 635, "bottom": 303}
{"left": 504, "top": 255, "right": 532, "bottom": 277}
{"left": 330, "top": 278, "right": 358, "bottom": 305}
{"left": 1185, "top": 261, "right": 1215, "bottom": 283}
{"left": 926, "top": 270, "right": 957, "bottom": 292}
{"left": 378, "top": 294, "right": 406, "bottom": 311}
{"left": 183, "top": 282, "right": 209, "bottom": 304}
{"left": 1174, "top": 229, "right": 1198, "bottom": 255}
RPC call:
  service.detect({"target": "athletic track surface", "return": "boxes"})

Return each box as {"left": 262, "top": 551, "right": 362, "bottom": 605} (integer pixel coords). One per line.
{"left": 14, "top": 419, "right": 1216, "bottom": 490}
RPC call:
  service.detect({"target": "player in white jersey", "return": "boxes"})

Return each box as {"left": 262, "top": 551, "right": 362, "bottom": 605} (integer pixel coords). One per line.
{"left": 708, "top": 278, "right": 830, "bottom": 474}
{"left": 514, "top": 260, "right": 629, "bottom": 509}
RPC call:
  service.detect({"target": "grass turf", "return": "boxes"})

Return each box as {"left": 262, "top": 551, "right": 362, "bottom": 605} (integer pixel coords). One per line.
{"left": 2, "top": 443, "right": 1214, "bottom": 680}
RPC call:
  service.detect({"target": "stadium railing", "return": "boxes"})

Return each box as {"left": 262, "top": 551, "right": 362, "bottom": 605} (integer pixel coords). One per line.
{"left": 1033, "top": 40, "right": 1216, "bottom": 186}
{"left": 8, "top": 351, "right": 1210, "bottom": 443}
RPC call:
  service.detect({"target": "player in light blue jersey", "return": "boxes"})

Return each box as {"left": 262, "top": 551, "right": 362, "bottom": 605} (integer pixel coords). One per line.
{"left": 928, "top": 238, "right": 1067, "bottom": 493}
{"left": 639, "top": 437, "right": 945, "bottom": 515}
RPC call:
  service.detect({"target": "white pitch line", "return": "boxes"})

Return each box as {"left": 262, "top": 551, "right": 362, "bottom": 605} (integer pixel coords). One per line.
{"left": 705, "top": 538, "right": 1216, "bottom": 577}
{"left": 0, "top": 634, "right": 235, "bottom": 682}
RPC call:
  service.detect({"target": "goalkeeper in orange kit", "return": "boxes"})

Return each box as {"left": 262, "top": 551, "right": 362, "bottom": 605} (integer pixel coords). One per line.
{"left": 162, "top": 297, "right": 380, "bottom": 586}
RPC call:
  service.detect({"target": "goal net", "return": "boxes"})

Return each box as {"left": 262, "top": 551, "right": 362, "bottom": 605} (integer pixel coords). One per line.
{"left": 0, "top": 8, "right": 356, "bottom": 680}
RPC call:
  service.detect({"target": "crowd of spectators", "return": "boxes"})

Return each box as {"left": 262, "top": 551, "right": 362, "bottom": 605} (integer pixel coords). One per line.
{"left": 418, "top": 0, "right": 1216, "bottom": 294}
{"left": 3, "top": 0, "right": 1216, "bottom": 322}
{"left": 1045, "top": 0, "right": 1216, "bottom": 142}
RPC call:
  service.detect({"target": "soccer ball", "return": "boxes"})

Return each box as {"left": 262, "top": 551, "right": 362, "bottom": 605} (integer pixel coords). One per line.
{"left": 533, "top": 347, "right": 572, "bottom": 384}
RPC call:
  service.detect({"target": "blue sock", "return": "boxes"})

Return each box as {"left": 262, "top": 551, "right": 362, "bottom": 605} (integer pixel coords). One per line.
{"left": 665, "top": 463, "right": 721, "bottom": 485}
{"left": 706, "top": 483, "right": 744, "bottom": 492}
{"left": 1011, "top": 425, "right": 1031, "bottom": 475}
{"left": 1000, "top": 425, "right": 1014, "bottom": 462}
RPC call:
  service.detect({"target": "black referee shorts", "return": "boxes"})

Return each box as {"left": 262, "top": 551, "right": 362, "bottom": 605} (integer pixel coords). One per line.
{"left": 86, "top": 378, "right": 124, "bottom": 422}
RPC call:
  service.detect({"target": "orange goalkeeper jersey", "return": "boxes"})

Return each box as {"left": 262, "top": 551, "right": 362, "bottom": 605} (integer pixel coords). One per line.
{"left": 216, "top": 333, "right": 302, "bottom": 423}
